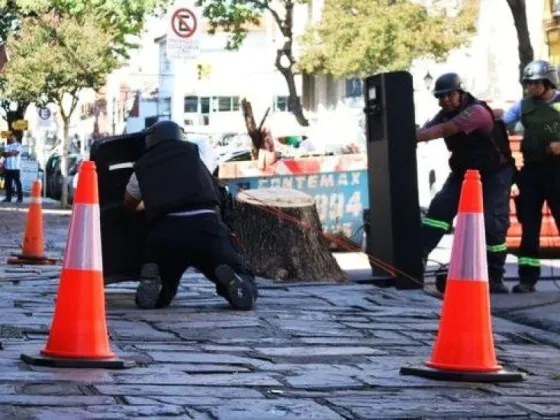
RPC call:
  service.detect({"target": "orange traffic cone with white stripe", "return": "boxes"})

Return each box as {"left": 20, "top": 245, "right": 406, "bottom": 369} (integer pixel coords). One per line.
{"left": 400, "top": 170, "right": 524, "bottom": 382}
{"left": 8, "top": 180, "right": 56, "bottom": 265}
{"left": 21, "top": 161, "right": 134, "bottom": 369}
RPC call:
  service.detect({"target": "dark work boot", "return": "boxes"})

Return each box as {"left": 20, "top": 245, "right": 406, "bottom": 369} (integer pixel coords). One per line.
{"left": 489, "top": 278, "right": 509, "bottom": 294}
{"left": 435, "top": 265, "right": 448, "bottom": 294}
{"left": 214, "top": 265, "right": 256, "bottom": 311}
{"left": 512, "top": 282, "right": 536, "bottom": 294}
{"left": 135, "top": 263, "right": 163, "bottom": 309}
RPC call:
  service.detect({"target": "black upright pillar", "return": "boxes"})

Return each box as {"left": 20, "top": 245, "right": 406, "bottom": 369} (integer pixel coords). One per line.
{"left": 363, "top": 71, "right": 423, "bottom": 290}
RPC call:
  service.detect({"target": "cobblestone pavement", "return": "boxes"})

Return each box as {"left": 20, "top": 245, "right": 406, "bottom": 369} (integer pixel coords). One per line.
{"left": 1, "top": 204, "right": 560, "bottom": 419}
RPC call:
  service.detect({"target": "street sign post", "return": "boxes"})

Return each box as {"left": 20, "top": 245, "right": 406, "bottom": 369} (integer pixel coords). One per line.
{"left": 38, "top": 107, "right": 53, "bottom": 128}
{"left": 166, "top": 3, "right": 201, "bottom": 62}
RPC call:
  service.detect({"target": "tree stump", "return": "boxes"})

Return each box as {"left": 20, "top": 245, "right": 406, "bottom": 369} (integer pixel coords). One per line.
{"left": 233, "top": 188, "right": 347, "bottom": 282}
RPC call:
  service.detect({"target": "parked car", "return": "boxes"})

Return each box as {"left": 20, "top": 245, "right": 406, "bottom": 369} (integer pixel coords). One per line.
{"left": 44, "top": 153, "right": 82, "bottom": 201}
{"left": 214, "top": 147, "right": 253, "bottom": 176}
{"left": 67, "top": 156, "right": 83, "bottom": 203}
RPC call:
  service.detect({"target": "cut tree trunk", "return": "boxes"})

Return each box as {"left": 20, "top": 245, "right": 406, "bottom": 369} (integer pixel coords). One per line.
{"left": 241, "top": 99, "right": 263, "bottom": 160}
{"left": 233, "top": 187, "right": 347, "bottom": 282}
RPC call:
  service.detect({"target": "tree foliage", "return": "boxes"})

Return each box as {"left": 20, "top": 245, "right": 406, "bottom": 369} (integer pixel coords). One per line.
{"left": 0, "top": 0, "right": 172, "bottom": 53}
{"left": 5, "top": 12, "right": 118, "bottom": 107}
{"left": 196, "top": 0, "right": 311, "bottom": 126}
{"left": 0, "top": 0, "right": 171, "bottom": 205}
{"left": 2, "top": 10, "right": 119, "bottom": 205}
{"left": 298, "top": 0, "right": 479, "bottom": 78}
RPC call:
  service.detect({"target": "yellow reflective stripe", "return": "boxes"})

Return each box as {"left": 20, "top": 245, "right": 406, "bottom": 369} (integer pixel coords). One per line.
{"left": 487, "top": 243, "right": 507, "bottom": 253}
{"left": 518, "top": 257, "right": 540, "bottom": 267}
{"left": 422, "top": 218, "right": 450, "bottom": 231}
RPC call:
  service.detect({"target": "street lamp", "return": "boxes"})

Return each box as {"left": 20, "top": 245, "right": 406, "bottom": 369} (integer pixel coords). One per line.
{"left": 423, "top": 71, "right": 433, "bottom": 91}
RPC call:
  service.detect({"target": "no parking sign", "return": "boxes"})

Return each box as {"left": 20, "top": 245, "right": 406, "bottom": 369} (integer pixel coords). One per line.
{"left": 166, "top": 3, "right": 201, "bottom": 61}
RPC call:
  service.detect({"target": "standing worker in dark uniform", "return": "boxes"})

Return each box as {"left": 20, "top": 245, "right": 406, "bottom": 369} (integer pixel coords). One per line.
{"left": 417, "top": 73, "right": 515, "bottom": 294}
{"left": 124, "top": 121, "right": 258, "bottom": 310}
{"left": 497, "top": 60, "right": 560, "bottom": 293}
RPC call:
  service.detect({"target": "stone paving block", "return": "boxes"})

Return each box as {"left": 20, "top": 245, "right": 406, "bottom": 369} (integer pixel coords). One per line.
{"left": 284, "top": 305, "right": 359, "bottom": 313}
{"left": 284, "top": 372, "right": 362, "bottom": 389}
{"left": 398, "top": 330, "right": 437, "bottom": 341}
{"left": 0, "top": 395, "right": 115, "bottom": 406}
{"left": 343, "top": 322, "right": 410, "bottom": 331}
{"left": 147, "top": 352, "right": 264, "bottom": 366}
{"left": 254, "top": 289, "right": 311, "bottom": 297}
{"left": 177, "top": 327, "right": 282, "bottom": 341}
{"left": 124, "top": 396, "right": 236, "bottom": 406}
{"left": 284, "top": 327, "right": 365, "bottom": 338}
{"left": 21, "top": 383, "right": 84, "bottom": 395}
{"left": 0, "top": 370, "right": 114, "bottom": 383}
{"left": 156, "top": 319, "right": 263, "bottom": 330}
{"left": 95, "top": 385, "right": 263, "bottom": 398}
{"left": 162, "top": 299, "right": 232, "bottom": 309}
{"left": 126, "top": 343, "right": 199, "bottom": 352}
{"left": 15, "top": 404, "right": 188, "bottom": 419}
{"left": 255, "top": 297, "right": 336, "bottom": 308}
{"left": 208, "top": 337, "right": 290, "bottom": 346}
{"left": 200, "top": 345, "right": 252, "bottom": 352}
{"left": 114, "top": 364, "right": 252, "bottom": 375}
{"left": 513, "top": 402, "right": 560, "bottom": 416}
{"left": 264, "top": 312, "right": 333, "bottom": 322}
{"left": 115, "top": 372, "right": 283, "bottom": 387}
{"left": 297, "top": 336, "right": 416, "bottom": 346}
{"left": 326, "top": 396, "right": 527, "bottom": 419}
{"left": 488, "top": 387, "right": 560, "bottom": 397}
{"left": 107, "top": 320, "right": 181, "bottom": 341}
{"left": 128, "top": 311, "right": 260, "bottom": 323}
{"left": 254, "top": 346, "right": 383, "bottom": 357}
{"left": 200, "top": 398, "right": 345, "bottom": 420}
{"left": 356, "top": 373, "right": 498, "bottom": 389}
{"left": 0, "top": 385, "right": 16, "bottom": 395}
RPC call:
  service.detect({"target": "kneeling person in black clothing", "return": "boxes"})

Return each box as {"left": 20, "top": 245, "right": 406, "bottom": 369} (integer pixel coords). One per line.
{"left": 124, "top": 120, "right": 258, "bottom": 310}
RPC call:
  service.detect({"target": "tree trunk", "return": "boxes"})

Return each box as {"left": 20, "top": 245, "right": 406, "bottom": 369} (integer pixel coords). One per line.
{"left": 277, "top": 66, "right": 309, "bottom": 127}
{"left": 233, "top": 187, "right": 347, "bottom": 282}
{"left": 506, "top": 0, "right": 534, "bottom": 86}
{"left": 60, "top": 117, "right": 70, "bottom": 208}
{"left": 273, "top": 0, "right": 309, "bottom": 127}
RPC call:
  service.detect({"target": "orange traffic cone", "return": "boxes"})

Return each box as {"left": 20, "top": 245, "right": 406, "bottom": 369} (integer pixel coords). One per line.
{"left": 400, "top": 170, "right": 524, "bottom": 382}
{"left": 7, "top": 180, "right": 56, "bottom": 265}
{"left": 21, "top": 161, "right": 134, "bottom": 369}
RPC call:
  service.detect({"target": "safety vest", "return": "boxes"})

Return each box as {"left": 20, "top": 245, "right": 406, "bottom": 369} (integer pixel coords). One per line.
{"left": 520, "top": 95, "right": 560, "bottom": 164}
{"left": 431, "top": 94, "right": 511, "bottom": 175}
{"left": 134, "top": 140, "right": 220, "bottom": 221}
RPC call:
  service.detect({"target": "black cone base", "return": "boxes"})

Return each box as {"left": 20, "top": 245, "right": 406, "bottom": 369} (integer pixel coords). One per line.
{"left": 400, "top": 365, "right": 525, "bottom": 382}
{"left": 21, "top": 353, "right": 135, "bottom": 369}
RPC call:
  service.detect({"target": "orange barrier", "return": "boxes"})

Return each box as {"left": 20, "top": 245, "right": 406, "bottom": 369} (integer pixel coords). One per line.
{"left": 7, "top": 181, "right": 56, "bottom": 265}
{"left": 21, "top": 161, "right": 134, "bottom": 369}
{"left": 401, "top": 170, "right": 524, "bottom": 382}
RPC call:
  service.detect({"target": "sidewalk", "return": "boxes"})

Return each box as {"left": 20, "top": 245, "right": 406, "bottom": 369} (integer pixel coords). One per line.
{"left": 1, "top": 205, "right": 560, "bottom": 418}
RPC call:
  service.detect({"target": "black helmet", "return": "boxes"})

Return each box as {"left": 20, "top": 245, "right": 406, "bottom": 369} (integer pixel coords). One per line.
{"left": 522, "top": 60, "right": 559, "bottom": 88}
{"left": 145, "top": 120, "right": 184, "bottom": 148}
{"left": 433, "top": 73, "right": 464, "bottom": 97}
